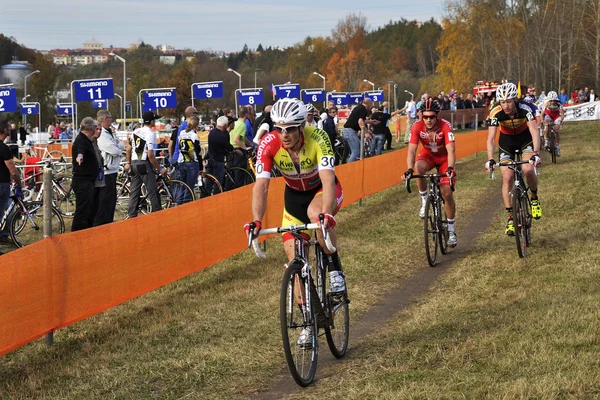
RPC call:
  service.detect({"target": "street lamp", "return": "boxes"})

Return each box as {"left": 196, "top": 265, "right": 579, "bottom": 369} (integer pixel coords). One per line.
{"left": 22, "top": 94, "right": 31, "bottom": 102}
{"left": 388, "top": 81, "right": 394, "bottom": 109}
{"left": 115, "top": 93, "right": 123, "bottom": 121}
{"left": 404, "top": 89, "right": 414, "bottom": 98}
{"left": 23, "top": 70, "right": 39, "bottom": 126}
{"left": 363, "top": 79, "right": 375, "bottom": 91}
{"left": 109, "top": 52, "right": 126, "bottom": 130}
{"left": 312, "top": 71, "right": 326, "bottom": 108}
{"left": 228, "top": 68, "right": 242, "bottom": 90}
{"left": 254, "top": 68, "right": 262, "bottom": 89}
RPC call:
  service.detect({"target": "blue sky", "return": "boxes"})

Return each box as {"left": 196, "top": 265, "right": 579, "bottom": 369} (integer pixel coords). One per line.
{"left": 1, "top": 0, "right": 444, "bottom": 52}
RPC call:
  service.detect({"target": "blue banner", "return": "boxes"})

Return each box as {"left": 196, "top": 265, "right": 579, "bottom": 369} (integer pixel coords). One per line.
{"left": 125, "top": 102, "right": 132, "bottom": 112}
{"left": 348, "top": 93, "right": 364, "bottom": 105}
{"left": 275, "top": 84, "right": 300, "bottom": 99}
{"left": 92, "top": 99, "right": 108, "bottom": 109}
{"left": 20, "top": 103, "right": 39, "bottom": 115}
{"left": 237, "top": 89, "right": 264, "bottom": 106}
{"left": 73, "top": 79, "right": 114, "bottom": 101}
{"left": 193, "top": 81, "right": 224, "bottom": 100}
{"left": 143, "top": 89, "right": 177, "bottom": 111}
{"left": 365, "top": 90, "right": 384, "bottom": 102}
{"left": 0, "top": 88, "right": 18, "bottom": 113}
{"left": 328, "top": 93, "right": 350, "bottom": 106}
{"left": 301, "top": 89, "right": 325, "bottom": 104}
{"left": 56, "top": 104, "right": 75, "bottom": 115}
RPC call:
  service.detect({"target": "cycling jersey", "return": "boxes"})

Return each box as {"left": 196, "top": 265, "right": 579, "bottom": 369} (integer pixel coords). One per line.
{"left": 542, "top": 101, "right": 563, "bottom": 121}
{"left": 255, "top": 125, "right": 335, "bottom": 191}
{"left": 487, "top": 102, "right": 535, "bottom": 135}
{"left": 131, "top": 126, "right": 155, "bottom": 161}
{"left": 408, "top": 118, "right": 455, "bottom": 156}
{"left": 177, "top": 130, "right": 199, "bottom": 163}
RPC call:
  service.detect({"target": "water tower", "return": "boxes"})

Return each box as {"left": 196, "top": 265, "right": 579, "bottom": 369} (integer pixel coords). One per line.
{"left": 0, "top": 62, "right": 30, "bottom": 88}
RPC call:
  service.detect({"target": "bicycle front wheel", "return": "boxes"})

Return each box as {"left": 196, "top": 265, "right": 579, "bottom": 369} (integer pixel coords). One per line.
{"left": 438, "top": 193, "right": 449, "bottom": 255}
{"left": 53, "top": 175, "right": 75, "bottom": 217}
{"left": 512, "top": 188, "right": 527, "bottom": 258}
{"left": 280, "top": 261, "right": 318, "bottom": 387}
{"left": 549, "top": 130, "right": 557, "bottom": 164}
{"left": 160, "top": 179, "right": 195, "bottom": 208}
{"left": 10, "top": 201, "right": 65, "bottom": 247}
{"left": 424, "top": 195, "right": 439, "bottom": 267}
{"left": 229, "top": 167, "right": 255, "bottom": 188}
{"left": 196, "top": 173, "right": 223, "bottom": 198}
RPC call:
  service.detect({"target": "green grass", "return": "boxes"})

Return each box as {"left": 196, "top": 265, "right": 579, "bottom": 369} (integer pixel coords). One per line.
{"left": 1, "top": 122, "right": 599, "bottom": 399}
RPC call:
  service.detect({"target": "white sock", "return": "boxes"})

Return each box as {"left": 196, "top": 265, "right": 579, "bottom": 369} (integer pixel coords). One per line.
{"left": 419, "top": 191, "right": 427, "bottom": 206}
{"left": 447, "top": 218, "right": 455, "bottom": 232}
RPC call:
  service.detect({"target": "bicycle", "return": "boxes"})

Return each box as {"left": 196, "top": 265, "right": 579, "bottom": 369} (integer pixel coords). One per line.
{"left": 490, "top": 149, "right": 534, "bottom": 258}
{"left": 406, "top": 173, "right": 454, "bottom": 267}
{"left": 546, "top": 122, "right": 558, "bottom": 164}
{"left": 194, "top": 170, "right": 223, "bottom": 198}
{"left": 0, "top": 188, "right": 65, "bottom": 248}
{"left": 222, "top": 152, "right": 255, "bottom": 191}
{"left": 25, "top": 161, "right": 75, "bottom": 217}
{"left": 247, "top": 214, "right": 350, "bottom": 387}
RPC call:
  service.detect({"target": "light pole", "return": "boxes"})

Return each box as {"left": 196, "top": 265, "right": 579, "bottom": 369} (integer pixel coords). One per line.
{"left": 394, "top": 84, "right": 398, "bottom": 111}
{"left": 313, "top": 71, "right": 326, "bottom": 108}
{"left": 388, "top": 81, "right": 394, "bottom": 109}
{"left": 228, "top": 68, "right": 242, "bottom": 90}
{"left": 363, "top": 79, "right": 375, "bottom": 92}
{"left": 254, "top": 68, "right": 262, "bottom": 89}
{"left": 109, "top": 52, "right": 126, "bottom": 130}
{"left": 115, "top": 93, "right": 123, "bottom": 121}
{"left": 23, "top": 70, "right": 40, "bottom": 126}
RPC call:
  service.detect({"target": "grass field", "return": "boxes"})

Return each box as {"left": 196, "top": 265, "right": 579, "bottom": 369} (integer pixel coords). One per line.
{"left": 1, "top": 122, "right": 599, "bottom": 399}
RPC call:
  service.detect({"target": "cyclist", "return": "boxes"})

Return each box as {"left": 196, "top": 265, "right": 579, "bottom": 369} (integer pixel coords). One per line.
{"left": 540, "top": 90, "right": 565, "bottom": 156}
{"left": 402, "top": 99, "right": 458, "bottom": 248}
{"left": 486, "top": 82, "right": 542, "bottom": 236}
{"left": 0, "top": 117, "right": 23, "bottom": 245}
{"left": 244, "top": 98, "right": 344, "bottom": 347}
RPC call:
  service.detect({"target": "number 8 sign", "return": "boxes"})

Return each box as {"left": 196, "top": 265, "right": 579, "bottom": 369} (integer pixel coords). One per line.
{"left": 238, "top": 89, "right": 264, "bottom": 106}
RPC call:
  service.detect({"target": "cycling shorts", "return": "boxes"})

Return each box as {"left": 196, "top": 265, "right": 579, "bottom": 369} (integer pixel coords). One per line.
{"left": 416, "top": 151, "right": 454, "bottom": 186}
{"left": 543, "top": 115, "right": 561, "bottom": 125}
{"left": 282, "top": 180, "right": 343, "bottom": 242}
{"left": 498, "top": 131, "right": 534, "bottom": 164}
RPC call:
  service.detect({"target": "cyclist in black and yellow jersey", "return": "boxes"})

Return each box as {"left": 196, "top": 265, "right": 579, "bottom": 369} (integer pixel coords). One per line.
{"left": 244, "top": 98, "right": 345, "bottom": 346}
{"left": 486, "top": 82, "right": 542, "bottom": 236}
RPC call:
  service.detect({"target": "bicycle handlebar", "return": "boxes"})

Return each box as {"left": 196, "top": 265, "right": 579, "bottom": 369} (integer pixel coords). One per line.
{"left": 489, "top": 159, "right": 537, "bottom": 180}
{"left": 248, "top": 219, "right": 336, "bottom": 260}
{"left": 405, "top": 173, "right": 455, "bottom": 193}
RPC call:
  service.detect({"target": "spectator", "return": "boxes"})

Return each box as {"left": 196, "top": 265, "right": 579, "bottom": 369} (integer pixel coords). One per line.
{"left": 169, "top": 106, "right": 198, "bottom": 165}
{"left": 206, "top": 116, "right": 234, "bottom": 195}
{"left": 127, "top": 112, "right": 167, "bottom": 218}
{"left": 381, "top": 101, "right": 394, "bottom": 150}
{"left": 0, "top": 118, "right": 24, "bottom": 247}
{"left": 558, "top": 89, "right": 569, "bottom": 105}
{"left": 343, "top": 97, "right": 373, "bottom": 162}
{"left": 228, "top": 107, "right": 249, "bottom": 187}
{"left": 370, "top": 106, "right": 401, "bottom": 156}
{"left": 8, "top": 123, "right": 18, "bottom": 159}
{"left": 244, "top": 105, "right": 255, "bottom": 145}
{"left": 71, "top": 117, "right": 101, "bottom": 232}
{"left": 253, "top": 105, "right": 273, "bottom": 145}
{"left": 403, "top": 95, "right": 418, "bottom": 143}
{"left": 577, "top": 88, "right": 586, "bottom": 103}
{"left": 305, "top": 104, "right": 318, "bottom": 127}
{"left": 590, "top": 89, "right": 596, "bottom": 102}
{"left": 177, "top": 115, "right": 202, "bottom": 197}
{"left": 584, "top": 87, "right": 590, "bottom": 102}
{"left": 322, "top": 106, "right": 339, "bottom": 148}
{"left": 94, "top": 110, "right": 125, "bottom": 226}
{"left": 319, "top": 100, "right": 337, "bottom": 129}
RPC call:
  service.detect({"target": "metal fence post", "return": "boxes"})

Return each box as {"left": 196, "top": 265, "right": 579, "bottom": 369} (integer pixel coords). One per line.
{"left": 359, "top": 128, "right": 365, "bottom": 207}
{"left": 43, "top": 167, "right": 54, "bottom": 346}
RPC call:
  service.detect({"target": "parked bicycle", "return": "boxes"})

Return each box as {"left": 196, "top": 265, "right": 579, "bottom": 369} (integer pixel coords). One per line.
{"left": 0, "top": 187, "right": 65, "bottom": 248}
{"left": 490, "top": 149, "right": 534, "bottom": 258}
{"left": 247, "top": 214, "right": 350, "bottom": 387}
{"left": 406, "top": 173, "right": 454, "bottom": 267}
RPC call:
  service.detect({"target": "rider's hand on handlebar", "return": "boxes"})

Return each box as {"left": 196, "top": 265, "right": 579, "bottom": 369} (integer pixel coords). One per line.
{"left": 402, "top": 168, "right": 414, "bottom": 181}
{"left": 446, "top": 166, "right": 456, "bottom": 179}
{"left": 14, "top": 186, "right": 23, "bottom": 199}
{"left": 529, "top": 152, "right": 542, "bottom": 167}
{"left": 319, "top": 213, "right": 336, "bottom": 231}
{"left": 244, "top": 220, "right": 262, "bottom": 237}
{"left": 485, "top": 159, "right": 496, "bottom": 171}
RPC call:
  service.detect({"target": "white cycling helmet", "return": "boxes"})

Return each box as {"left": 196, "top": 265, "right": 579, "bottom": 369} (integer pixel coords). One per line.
{"left": 305, "top": 103, "right": 314, "bottom": 113}
{"left": 547, "top": 91, "right": 558, "bottom": 101}
{"left": 271, "top": 98, "right": 308, "bottom": 126}
{"left": 496, "top": 83, "right": 518, "bottom": 101}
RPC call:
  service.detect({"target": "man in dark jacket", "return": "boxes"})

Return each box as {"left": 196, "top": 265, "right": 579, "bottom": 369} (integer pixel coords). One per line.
{"left": 206, "top": 116, "right": 234, "bottom": 195}
{"left": 71, "top": 117, "right": 100, "bottom": 231}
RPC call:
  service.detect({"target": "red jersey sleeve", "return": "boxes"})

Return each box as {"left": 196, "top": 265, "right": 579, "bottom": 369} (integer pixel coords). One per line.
{"left": 255, "top": 132, "right": 278, "bottom": 178}
{"left": 440, "top": 119, "right": 455, "bottom": 146}
{"left": 409, "top": 120, "right": 424, "bottom": 145}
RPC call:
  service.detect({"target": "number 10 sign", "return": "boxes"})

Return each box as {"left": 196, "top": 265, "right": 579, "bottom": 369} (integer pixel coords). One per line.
{"left": 73, "top": 78, "right": 115, "bottom": 101}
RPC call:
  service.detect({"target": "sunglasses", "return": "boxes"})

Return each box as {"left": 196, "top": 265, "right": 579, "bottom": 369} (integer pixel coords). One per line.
{"left": 274, "top": 125, "right": 300, "bottom": 134}
{"left": 422, "top": 115, "right": 436, "bottom": 120}
{"left": 329, "top": 110, "right": 337, "bottom": 113}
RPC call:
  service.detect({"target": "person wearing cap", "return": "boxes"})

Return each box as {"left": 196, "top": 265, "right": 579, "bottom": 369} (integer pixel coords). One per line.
{"left": 127, "top": 111, "right": 167, "bottom": 218}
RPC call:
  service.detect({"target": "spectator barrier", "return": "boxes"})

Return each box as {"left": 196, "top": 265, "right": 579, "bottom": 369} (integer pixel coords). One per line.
{"left": 0, "top": 128, "right": 493, "bottom": 357}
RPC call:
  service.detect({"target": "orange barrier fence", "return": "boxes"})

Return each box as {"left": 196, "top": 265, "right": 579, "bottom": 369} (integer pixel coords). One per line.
{"left": 0, "top": 129, "right": 491, "bottom": 357}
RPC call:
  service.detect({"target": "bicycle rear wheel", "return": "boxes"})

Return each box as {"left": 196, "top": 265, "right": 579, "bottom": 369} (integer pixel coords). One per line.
{"left": 229, "top": 167, "right": 255, "bottom": 188}
{"left": 548, "top": 130, "right": 557, "bottom": 164}
{"left": 424, "top": 195, "right": 439, "bottom": 267}
{"left": 10, "top": 201, "right": 65, "bottom": 247}
{"left": 196, "top": 173, "right": 223, "bottom": 198}
{"left": 512, "top": 188, "right": 527, "bottom": 258}
{"left": 280, "top": 261, "right": 318, "bottom": 387}
{"left": 438, "top": 194, "right": 449, "bottom": 255}
{"left": 53, "top": 175, "right": 75, "bottom": 217}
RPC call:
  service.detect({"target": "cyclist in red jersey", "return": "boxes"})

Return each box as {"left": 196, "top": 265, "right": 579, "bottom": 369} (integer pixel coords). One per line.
{"left": 540, "top": 90, "right": 565, "bottom": 156}
{"left": 402, "top": 98, "right": 458, "bottom": 247}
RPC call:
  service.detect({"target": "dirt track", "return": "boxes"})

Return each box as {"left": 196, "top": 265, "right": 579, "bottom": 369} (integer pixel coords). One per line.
{"left": 251, "top": 183, "right": 502, "bottom": 399}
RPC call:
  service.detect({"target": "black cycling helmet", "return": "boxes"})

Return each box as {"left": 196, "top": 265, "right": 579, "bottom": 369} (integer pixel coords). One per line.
{"left": 418, "top": 98, "right": 441, "bottom": 114}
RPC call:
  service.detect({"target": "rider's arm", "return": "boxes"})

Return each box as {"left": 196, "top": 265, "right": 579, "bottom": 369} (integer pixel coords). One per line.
{"left": 486, "top": 125, "right": 497, "bottom": 161}
{"left": 446, "top": 142, "right": 456, "bottom": 169}
{"left": 251, "top": 178, "right": 270, "bottom": 222}
{"left": 406, "top": 143, "right": 418, "bottom": 170}
{"left": 527, "top": 120, "right": 540, "bottom": 153}
{"left": 560, "top": 107, "right": 565, "bottom": 122}
{"left": 5, "top": 159, "right": 22, "bottom": 187}
{"left": 319, "top": 169, "right": 336, "bottom": 215}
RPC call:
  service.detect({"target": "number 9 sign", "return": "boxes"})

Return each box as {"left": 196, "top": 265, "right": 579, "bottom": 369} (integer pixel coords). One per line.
{"left": 193, "top": 81, "right": 224, "bottom": 100}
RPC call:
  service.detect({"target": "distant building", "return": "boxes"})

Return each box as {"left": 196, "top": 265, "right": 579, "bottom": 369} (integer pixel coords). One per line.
{"left": 159, "top": 56, "right": 176, "bottom": 65}
{"left": 83, "top": 38, "right": 103, "bottom": 50}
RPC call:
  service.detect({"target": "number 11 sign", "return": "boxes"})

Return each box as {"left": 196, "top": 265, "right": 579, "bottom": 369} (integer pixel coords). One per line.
{"left": 73, "top": 78, "right": 115, "bottom": 101}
